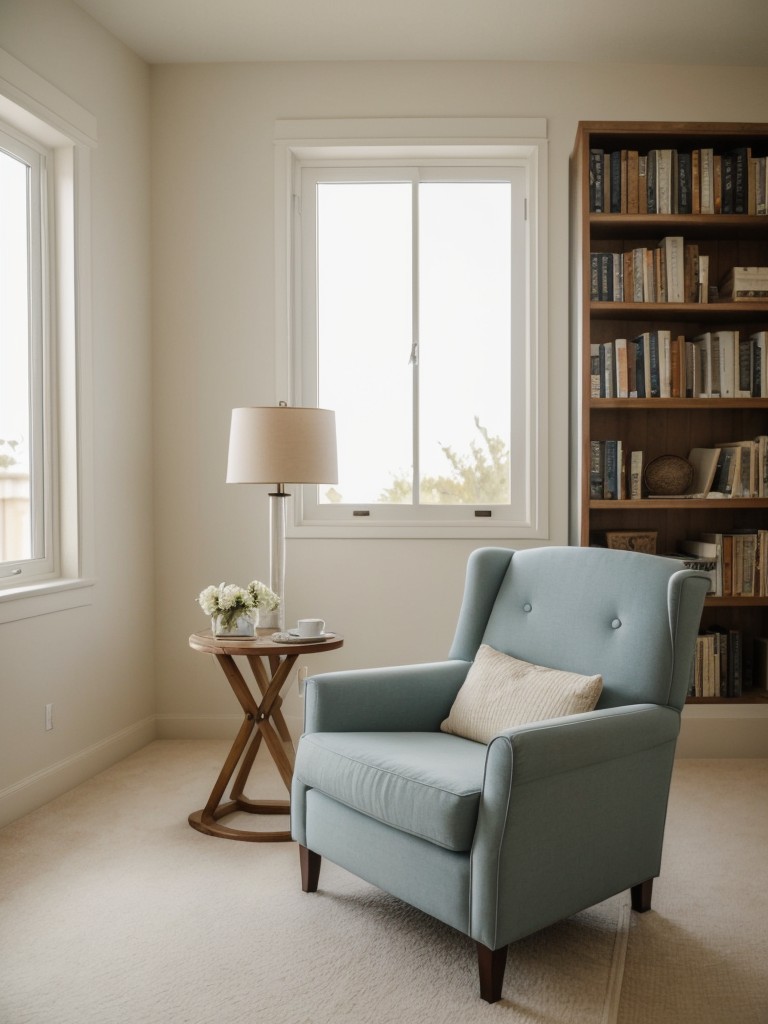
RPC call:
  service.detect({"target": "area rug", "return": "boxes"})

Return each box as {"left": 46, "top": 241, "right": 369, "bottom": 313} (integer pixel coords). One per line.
{"left": 0, "top": 740, "right": 631, "bottom": 1024}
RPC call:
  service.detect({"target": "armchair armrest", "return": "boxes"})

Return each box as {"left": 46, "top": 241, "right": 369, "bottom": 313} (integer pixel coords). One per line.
{"left": 486, "top": 703, "right": 680, "bottom": 787}
{"left": 303, "top": 660, "right": 471, "bottom": 733}
{"left": 470, "top": 704, "right": 682, "bottom": 949}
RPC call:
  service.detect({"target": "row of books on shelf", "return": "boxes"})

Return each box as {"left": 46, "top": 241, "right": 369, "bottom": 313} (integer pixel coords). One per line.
{"left": 590, "top": 442, "right": 768, "bottom": 501}
{"left": 591, "top": 330, "right": 768, "bottom": 399}
{"left": 676, "top": 532, "right": 768, "bottom": 598}
{"left": 590, "top": 238, "right": 708, "bottom": 303}
{"left": 691, "top": 628, "right": 751, "bottom": 699}
{"left": 589, "top": 146, "right": 768, "bottom": 216}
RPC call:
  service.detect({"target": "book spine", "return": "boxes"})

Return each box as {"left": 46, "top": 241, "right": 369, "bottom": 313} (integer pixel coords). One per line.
{"left": 629, "top": 450, "right": 643, "bottom": 499}
{"left": 647, "top": 151, "right": 657, "bottom": 214}
{"left": 678, "top": 152, "right": 692, "bottom": 214}
{"left": 732, "top": 147, "right": 749, "bottom": 214}
{"left": 590, "top": 441, "right": 604, "bottom": 500}
{"left": 635, "top": 335, "right": 646, "bottom": 398}
{"left": 603, "top": 440, "right": 619, "bottom": 500}
{"left": 590, "top": 148, "right": 604, "bottom": 212}
{"left": 610, "top": 151, "right": 621, "bottom": 213}
{"left": 648, "top": 331, "right": 661, "bottom": 397}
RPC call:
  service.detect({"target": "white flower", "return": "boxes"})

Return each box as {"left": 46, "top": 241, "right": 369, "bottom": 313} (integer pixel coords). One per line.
{"left": 247, "top": 580, "right": 280, "bottom": 610}
{"left": 197, "top": 585, "right": 220, "bottom": 616}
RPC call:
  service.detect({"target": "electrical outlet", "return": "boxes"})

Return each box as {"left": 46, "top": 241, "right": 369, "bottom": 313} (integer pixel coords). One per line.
{"left": 297, "top": 666, "right": 308, "bottom": 696}
{"left": 45, "top": 703, "right": 54, "bottom": 731}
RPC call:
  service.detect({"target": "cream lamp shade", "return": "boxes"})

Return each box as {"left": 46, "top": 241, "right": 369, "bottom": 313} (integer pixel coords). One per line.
{"left": 226, "top": 406, "right": 338, "bottom": 485}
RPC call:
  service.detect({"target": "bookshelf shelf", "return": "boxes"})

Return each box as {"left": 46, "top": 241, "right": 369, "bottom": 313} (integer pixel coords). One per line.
{"left": 685, "top": 694, "right": 768, "bottom": 704}
{"left": 591, "top": 398, "right": 768, "bottom": 410}
{"left": 572, "top": 121, "right": 768, "bottom": 704}
{"left": 589, "top": 499, "right": 768, "bottom": 510}
{"left": 590, "top": 213, "right": 768, "bottom": 240}
{"left": 590, "top": 302, "right": 768, "bottom": 322}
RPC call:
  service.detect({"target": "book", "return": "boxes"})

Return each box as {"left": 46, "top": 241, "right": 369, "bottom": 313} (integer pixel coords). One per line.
{"left": 677, "top": 152, "right": 692, "bottom": 214}
{"left": 682, "top": 534, "right": 723, "bottom": 596}
{"left": 665, "top": 552, "right": 718, "bottom": 594}
{"left": 648, "top": 331, "right": 661, "bottom": 397}
{"left": 693, "top": 332, "right": 712, "bottom": 396}
{"left": 700, "top": 148, "right": 715, "bottom": 214}
{"left": 590, "top": 344, "right": 601, "bottom": 398}
{"left": 711, "top": 446, "right": 739, "bottom": 496}
{"left": 712, "top": 330, "right": 736, "bottom": 398}
{"left": 590, "top": 441, "right": 604, "bottom": 500}
{"left": 684, "top": 243, "right": 699, "bottom": 303}
{"left": 657, "top": 150, "right": 673, "bottom": 214}
{"left": 720, "top": 266, "right": 768, "bottom": 301}
{"left": 687, "top": 447, "right": 721, "bottom": 496}
{"left": 750, "top": 332, "right": 767, "bottom": 397}
{"left": 698, "top": 254, "right": 709, "bottom": 303}
{"left": 661, "top": 236, "right": 685, "bottom": 303}
{"left": 638, "top": 156, "right": 648, "bottom": 214}
{"left": 614, "top": 338, "right": 629, "bottom": 398}
{"left": 735, "top": 332, "right": 752, "bottom": 398}
{"left": 629, "top": 450, "right": 643, "bottom": 499}
{"left": 633, "top": 333, "right": 650, "bottom": 398}
{"left": 603, "top": 439, "right": 622, "bottom": 499}
{"left": 590, "top": 148, "right": 604, "bottom": 212}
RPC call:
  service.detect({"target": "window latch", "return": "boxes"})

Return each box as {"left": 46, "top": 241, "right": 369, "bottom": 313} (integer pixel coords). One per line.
{"left": 409, "top": 341, "right": 418, "bottom": 366}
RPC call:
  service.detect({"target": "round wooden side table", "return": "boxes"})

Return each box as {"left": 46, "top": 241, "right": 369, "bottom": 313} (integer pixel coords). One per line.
{"left": 188, "top": 629, "right": 343, "bottom": 842}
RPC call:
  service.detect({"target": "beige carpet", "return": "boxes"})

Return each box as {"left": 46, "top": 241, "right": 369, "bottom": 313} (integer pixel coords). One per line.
{"left": 0, "top": 742, "right": 765, "bottom": 1024}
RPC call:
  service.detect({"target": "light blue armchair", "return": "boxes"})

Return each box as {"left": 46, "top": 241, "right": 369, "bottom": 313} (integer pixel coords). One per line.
{"left": 291, "top": 546, "right": 709, "bottom": 1002}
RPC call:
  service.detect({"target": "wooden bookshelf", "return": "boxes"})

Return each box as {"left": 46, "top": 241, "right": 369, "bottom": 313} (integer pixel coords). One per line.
{"left": 571, "top": 121, "right": 768, "bottom": 704}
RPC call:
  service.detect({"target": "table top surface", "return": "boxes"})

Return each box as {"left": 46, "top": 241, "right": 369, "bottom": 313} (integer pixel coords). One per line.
{"left": 189, "top": 629, "right": 344, "bottom": 656}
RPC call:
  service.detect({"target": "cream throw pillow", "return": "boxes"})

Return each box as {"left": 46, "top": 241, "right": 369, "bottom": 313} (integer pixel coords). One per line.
{"left": 441, "top": 645, "right": 603, "bottom": 744}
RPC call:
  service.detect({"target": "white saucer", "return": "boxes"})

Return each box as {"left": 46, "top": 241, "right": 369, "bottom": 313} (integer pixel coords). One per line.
{"left": 273, "top": 631, "right": 335, "bottom": 644}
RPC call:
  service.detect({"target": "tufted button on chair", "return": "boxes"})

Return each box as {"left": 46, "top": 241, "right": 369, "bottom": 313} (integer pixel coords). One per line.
{"left": 291, "top": 546, "right": 709, "bottom": 1002}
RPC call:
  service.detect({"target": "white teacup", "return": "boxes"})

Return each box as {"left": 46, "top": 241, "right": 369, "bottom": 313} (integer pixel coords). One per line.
{"left": 296, "top": 618, "right": 325, "bottom": 638}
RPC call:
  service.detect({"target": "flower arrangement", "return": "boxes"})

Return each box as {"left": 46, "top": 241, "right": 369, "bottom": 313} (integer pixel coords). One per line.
{"left": 198, "top": 579, "right": 280, "bottom": 633}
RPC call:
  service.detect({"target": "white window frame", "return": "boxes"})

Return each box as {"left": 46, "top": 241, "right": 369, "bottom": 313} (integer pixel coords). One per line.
{"left": 275, "top": 118, "right": 548, "bottom": 540}
{"left": 0, "top": 48, "right": 96, "bottom": 622}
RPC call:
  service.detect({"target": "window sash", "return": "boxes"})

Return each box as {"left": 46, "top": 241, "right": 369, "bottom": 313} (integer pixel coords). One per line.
{"left": 0, "top": 126, "right": 54, "bottom": 583}
{"left": 296, "top": 162, "right": 533, "bottom": 531}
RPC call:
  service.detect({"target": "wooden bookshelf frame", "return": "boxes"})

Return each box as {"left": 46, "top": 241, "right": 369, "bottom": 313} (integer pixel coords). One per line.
{"left": 572, "top": 121, "right": 768, "bottom": 705}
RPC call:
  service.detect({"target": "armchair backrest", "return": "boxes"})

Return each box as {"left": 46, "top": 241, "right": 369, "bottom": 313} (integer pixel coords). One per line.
{"left": 449, "top": 547, "right": 709, "bottom": 712}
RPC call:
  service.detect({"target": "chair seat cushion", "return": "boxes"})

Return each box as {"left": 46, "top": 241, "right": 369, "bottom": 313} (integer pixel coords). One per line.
{"left": 293, "top": 731, "right": 487, "bottom": 852}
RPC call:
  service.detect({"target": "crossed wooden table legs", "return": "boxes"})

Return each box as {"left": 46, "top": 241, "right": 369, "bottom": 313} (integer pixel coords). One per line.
{"left": 187, "top": 631, "right": 343, "bottom": 842}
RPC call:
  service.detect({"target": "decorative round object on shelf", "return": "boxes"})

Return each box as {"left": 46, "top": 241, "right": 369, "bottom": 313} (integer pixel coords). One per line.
{"left": 643, "top": 455, "right": 694, "bottom": 496}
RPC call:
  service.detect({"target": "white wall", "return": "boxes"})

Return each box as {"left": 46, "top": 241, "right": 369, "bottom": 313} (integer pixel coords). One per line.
{"left": 151, "top": 59, "right": 768, "bottom": 755}
{"left": 0, "top": 17, "right": 765, "bottom": 828}
{"left": 0, "top": 0, "right": 154, "bottom": 825}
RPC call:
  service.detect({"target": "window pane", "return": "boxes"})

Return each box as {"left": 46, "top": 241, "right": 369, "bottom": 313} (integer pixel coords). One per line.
{"left": 0, "top": 149, "right": 32, "bottom": 561}
{"left": 418, "top": 182, "right": 511, "bottom": 504}
{"left": 316, "top": 182, "right": 413, "bottom": 504}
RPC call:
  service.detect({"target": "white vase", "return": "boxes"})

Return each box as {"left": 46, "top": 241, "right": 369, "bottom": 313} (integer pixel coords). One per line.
{"left": 255, "top": 606, "right": 280, "bottom": 630}
{"left": 211, "top": 614, "right": 255, "bottom": 637}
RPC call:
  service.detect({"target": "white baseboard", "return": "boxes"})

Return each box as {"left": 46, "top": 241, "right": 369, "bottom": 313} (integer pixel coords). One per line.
{"left": 0, "top": 716, "right": 156, "bottom": 829}
{"left": 678, "top": 703, "right": 768, "bottom": 758}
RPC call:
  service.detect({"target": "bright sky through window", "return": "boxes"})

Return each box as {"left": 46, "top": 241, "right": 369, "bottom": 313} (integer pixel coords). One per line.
{"left": 316, "top": 179, "right": 512, "bottom": 506}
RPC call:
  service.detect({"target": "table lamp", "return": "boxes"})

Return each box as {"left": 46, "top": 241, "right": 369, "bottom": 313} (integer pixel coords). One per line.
{"left": 226, "top": 404, "right": 337, "bottom": 631}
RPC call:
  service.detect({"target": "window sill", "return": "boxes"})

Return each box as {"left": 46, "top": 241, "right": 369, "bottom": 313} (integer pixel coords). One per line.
{"left": 0, "top": 577, "right": 95, "bottom": 624}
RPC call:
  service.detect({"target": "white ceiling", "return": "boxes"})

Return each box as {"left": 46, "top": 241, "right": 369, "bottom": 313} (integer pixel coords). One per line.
{"left": 72, "top": 0, "right": 768, "bottom": 66}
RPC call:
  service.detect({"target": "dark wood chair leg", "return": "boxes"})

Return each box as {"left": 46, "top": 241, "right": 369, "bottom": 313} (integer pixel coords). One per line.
{"left": 299, "top": 844, "right": 322, "bottom": 893}
{"left": 477, "top": 942, "right": 507, "bottom": 1003}
{"left": 631, "top": 877, "right": 654, "bottom": 913}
